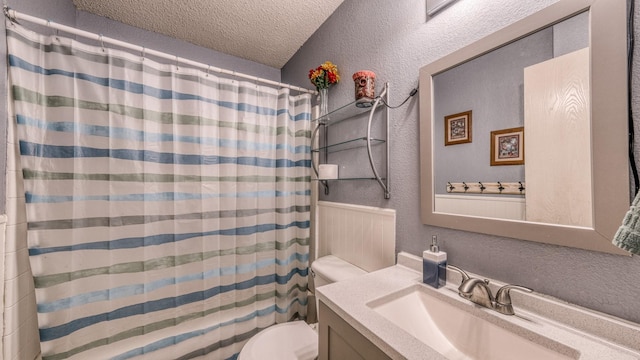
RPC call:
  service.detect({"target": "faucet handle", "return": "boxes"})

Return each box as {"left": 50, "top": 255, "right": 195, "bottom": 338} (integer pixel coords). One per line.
{"left": 496, "top": 284, "right": 533, "bottom": 304}
{"left": 495, "top": 285, "right": 533, "bottom": 315}
{"left": 447, "top": 265, "right": 470, "bottom": 282}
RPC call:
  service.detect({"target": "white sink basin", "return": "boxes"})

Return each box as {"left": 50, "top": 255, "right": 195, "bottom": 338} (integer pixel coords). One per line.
{"left": 367, "top": 284, "right": 578, "bottom": 360}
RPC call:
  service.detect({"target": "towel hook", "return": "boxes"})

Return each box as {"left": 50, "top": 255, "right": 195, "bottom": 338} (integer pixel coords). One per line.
{"left": 518, "top": 181, "right": 525, "bottom": 192}
{"left": 462, "top": 182, "right": 469, "bottom": 192}
{"left": 447, "top": 182, "right": 455, "bottom": 192}
{"left": 497, "top": 181, "right": 504, "bottom": 193}
{"left": 478, "top": 182, "right": 486, "bottom": 192}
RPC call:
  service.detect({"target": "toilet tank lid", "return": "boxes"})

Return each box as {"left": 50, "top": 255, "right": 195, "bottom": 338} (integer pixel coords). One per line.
{"left": 311, "top": 255, "right": 367, "bottom": 282}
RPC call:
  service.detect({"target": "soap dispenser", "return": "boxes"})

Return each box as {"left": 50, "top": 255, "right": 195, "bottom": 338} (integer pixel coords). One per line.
{"left": 423, "top": 235, "right": 447, "bottom": 288}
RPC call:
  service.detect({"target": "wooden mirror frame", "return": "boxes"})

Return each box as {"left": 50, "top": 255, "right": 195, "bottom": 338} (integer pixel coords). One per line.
{"left": 419, "top": 0, "right": 630, "bottom": 255}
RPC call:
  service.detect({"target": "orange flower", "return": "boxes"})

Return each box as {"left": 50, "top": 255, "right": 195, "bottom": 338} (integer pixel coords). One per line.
{"left": 308, "top": 61, "right": 340, "bottom": 90}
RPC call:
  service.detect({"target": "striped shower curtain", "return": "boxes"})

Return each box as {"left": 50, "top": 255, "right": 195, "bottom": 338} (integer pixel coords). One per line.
{"left": 6, "top": 21, "right": 311, "bottom": 360}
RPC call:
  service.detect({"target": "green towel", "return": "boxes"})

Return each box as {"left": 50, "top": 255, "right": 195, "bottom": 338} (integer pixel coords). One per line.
{"left": 612, "top": 192, "right": 640, "bottom": 255}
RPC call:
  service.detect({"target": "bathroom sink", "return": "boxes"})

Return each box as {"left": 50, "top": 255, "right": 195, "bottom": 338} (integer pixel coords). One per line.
{"left": 366, "top": 284, "right": 577, "bottom": 360}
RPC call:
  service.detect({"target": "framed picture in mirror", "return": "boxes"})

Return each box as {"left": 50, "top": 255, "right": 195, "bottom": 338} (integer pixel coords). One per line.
{"left": 490, "top": 127, "right": 524, "bottom": 166}
{"left": 444, "top": 110, "right": 472, "bottom": 146}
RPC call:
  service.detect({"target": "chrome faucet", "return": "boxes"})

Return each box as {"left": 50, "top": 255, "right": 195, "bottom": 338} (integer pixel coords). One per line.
{"left": 448, "top": 265, "right": 532, "bottom": 316}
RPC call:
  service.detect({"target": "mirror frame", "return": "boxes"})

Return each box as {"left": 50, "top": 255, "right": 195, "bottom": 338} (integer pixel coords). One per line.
{"left": 419, "top": 0, "right": 630, "bottom": 255}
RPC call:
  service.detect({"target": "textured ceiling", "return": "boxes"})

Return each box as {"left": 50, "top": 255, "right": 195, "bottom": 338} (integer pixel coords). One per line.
{"left": 72, "top": 0, "right": 345, "bottom": 69}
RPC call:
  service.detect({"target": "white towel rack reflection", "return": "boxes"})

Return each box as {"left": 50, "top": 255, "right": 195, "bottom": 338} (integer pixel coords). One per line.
{"left": 446, "top": 181, "right": 525, "bottom": 195}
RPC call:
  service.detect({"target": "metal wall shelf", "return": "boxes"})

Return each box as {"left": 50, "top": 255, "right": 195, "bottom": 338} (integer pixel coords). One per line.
{"left": 312, "top": 137, "right": 385, "bottom": 153}
{"left": 313, "top": 177, "right": 387, "bottom": 181}
{"left": 313, "top": 98, "right": 382, "bottom": 126}
{"left": 311, "top": 83, "right": 390, "bottom": 199}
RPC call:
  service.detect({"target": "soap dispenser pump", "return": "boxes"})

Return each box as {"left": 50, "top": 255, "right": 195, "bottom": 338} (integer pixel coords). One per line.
{"left": 423, "top": 235, "right": 447, "bottom": 288}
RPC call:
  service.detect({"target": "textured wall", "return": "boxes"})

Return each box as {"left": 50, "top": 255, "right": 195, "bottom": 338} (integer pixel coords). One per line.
{"left": 73, "top": 12, "right": 281, "bottom": 81}
{"left": 282, "top": 0, "right": 640, "bottom": 323}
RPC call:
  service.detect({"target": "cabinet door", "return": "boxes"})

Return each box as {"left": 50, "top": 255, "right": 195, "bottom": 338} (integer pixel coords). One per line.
{"left": 524, "top": 48, "right": 591, "bottom": 227}
{"left": 318, "top": 302, "right": 392, "bottom": 360}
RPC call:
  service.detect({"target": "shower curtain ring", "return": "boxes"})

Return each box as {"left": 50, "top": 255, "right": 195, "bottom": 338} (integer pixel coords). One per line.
{"left": 99, "top": 34, "right": 105, "bottom": 52}
{"left": 4, "top": 6, "right": 18, "bottom": 24}
{"left": 46, "top": 19, "right": 59, "bottom": 40}
{"left": 141, "top": 46, "right": 145, "bottom": 61}
{"left": 206, "top": 64, "right": 210, "bottom": 77}
{"left": 175, "top": 55, "right": 179, "bottom": 70}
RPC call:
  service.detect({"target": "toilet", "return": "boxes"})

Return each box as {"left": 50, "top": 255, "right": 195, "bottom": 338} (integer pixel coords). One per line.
{"left": 238, "top": 255, "right": 367, "bottom": 360}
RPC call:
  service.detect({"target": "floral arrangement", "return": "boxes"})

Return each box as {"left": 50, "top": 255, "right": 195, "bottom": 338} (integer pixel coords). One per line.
{"left": 308, "top": 61, "right": 340, "bottom": 90}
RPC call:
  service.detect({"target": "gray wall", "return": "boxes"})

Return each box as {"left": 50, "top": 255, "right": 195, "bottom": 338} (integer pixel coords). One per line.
{"left": 282, "top": 0, "right": 640, "bottom": 323}
{"left": 0, "top": 0, "right": 280, "bottom": 214}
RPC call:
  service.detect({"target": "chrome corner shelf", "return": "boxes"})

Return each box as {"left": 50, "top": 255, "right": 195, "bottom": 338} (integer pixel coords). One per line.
{"left": 311, "top": 137, "right": 386, "bottom": 153}
{"left": 313, "top": 97, "right": 383, "bottom": 126}
{"left": 311, "top": 82, "right": 390, "bottom": 199}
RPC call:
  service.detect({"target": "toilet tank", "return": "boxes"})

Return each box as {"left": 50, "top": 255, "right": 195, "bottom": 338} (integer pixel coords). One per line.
{"left": 311, "top": 255, "right": 367, "bottom": 288}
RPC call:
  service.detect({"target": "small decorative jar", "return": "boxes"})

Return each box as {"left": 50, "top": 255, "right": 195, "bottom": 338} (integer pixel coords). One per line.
{"left": 352, "top": 70, "right": 376, "bottom": 107}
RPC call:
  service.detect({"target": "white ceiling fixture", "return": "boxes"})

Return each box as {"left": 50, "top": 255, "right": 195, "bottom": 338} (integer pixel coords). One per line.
{"left": 72, "top": 0, "right": 345, "bottom": 69}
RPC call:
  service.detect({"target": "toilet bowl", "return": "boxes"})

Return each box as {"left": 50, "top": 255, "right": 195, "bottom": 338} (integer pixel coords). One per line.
{"left": 238, "top": 321, "right": 318, "bottom": 360}
{"left": 238, "top": 255, "right": 366, "bottom": 360}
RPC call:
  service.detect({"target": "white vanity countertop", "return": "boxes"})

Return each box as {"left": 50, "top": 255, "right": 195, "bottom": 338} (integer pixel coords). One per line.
{"left": 315, "top": 252, "right": 640, "bottom": 360}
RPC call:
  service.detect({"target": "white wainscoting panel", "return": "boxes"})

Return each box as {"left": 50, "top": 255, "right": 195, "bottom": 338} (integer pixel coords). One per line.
{"left": 435, "top": 194, "right": 525, "bottom": 221}
{"left": 316, "top": 201, "right": 396, "bottom": 272}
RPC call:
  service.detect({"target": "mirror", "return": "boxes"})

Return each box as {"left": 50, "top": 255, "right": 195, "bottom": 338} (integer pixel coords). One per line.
{"left": 419, "top": 0, "right": 630, "bottom": 254}
{"left": 433, "top": 11, "right": 590, "bottom": 225}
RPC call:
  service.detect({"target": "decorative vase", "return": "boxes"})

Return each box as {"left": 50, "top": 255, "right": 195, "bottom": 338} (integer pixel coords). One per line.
{"left": 318, "top": 88, "right": 329, "bottom": 117}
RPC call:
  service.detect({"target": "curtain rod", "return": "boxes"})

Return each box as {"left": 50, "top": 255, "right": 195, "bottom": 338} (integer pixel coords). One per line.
{"left": 3, "top": 7, "right": 317, "bottom": 95}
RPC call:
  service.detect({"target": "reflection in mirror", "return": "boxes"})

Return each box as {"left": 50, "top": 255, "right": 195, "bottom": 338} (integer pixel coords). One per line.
{"left": 419, "top": 0, "right": 630, "bottom": 254}
{"left": 433, "top": 12, "right": 589, "bottom": 226}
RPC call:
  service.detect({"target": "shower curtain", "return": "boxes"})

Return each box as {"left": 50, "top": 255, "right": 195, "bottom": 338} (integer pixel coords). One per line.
{"left": 6, "top": 21, "right": 311, "bottom": 360}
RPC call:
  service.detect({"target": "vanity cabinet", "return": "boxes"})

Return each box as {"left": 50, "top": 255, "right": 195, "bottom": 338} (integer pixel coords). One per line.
{"left": 318, "top": 301, "right": 391, "bottom": 360}
{"left": 311, "top": 83, "right": 390, "bottom": 199}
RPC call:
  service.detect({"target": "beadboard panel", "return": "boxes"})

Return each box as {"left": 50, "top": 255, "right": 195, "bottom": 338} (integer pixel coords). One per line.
{"left": 316, "top": 201, "right": 396, "bottom": 272}
{"left": 435, "top": 194, "right": 525, "bottom": 221}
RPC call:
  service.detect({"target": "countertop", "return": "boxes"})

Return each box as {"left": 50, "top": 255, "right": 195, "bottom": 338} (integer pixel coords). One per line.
{"left": 315, "top": 252, "right": 640, "bottom": 360}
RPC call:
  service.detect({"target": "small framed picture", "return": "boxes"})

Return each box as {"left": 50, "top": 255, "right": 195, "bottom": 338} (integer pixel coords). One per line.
{"left": 491, "top": 127, "right": 524, "bottom": 166}
{"left": 444, "top": 110, "right": 472, "bottom": 146}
